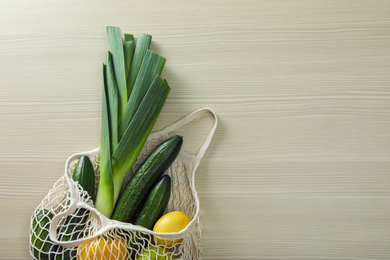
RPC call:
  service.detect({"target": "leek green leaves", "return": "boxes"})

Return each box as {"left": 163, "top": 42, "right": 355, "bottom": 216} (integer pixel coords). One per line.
{"left": 107, "top": 26, "right": 127, "bottom": 120}
{"left": 118, "top": 50, "right": 166, "bottom": 140}
{"left": 124, "top": 34, "right": 134, "bottom": 82}
{"left": 127, "top": 34, "right": 152, "bottom": 96}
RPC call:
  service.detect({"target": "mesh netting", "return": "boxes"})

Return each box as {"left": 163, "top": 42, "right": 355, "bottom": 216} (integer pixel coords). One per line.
{"left": 30, "top": 136, "right": 203, "bottom": 260}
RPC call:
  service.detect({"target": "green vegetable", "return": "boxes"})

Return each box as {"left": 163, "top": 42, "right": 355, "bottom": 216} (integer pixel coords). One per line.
{"left": 95, "top": 64, "right": 115, "bottom": 218}
{"left": 111, "top": 75, "right": 171, "bottom": 205}
{"left": 118, "top": 50, "right": 167, "bottom": 139}
{"left": 51, "top": 209, "right": 86, "bottom": 260}
{"left": 50, "top": 156, "right": 96, "bottom": 259}
{"left": 56, "top": 156, "right": 95, "bottom": 257}
{"left": 73, "top": 155, "right": 95, "bottom": 199}
{"left": 95, "top": 28, "right": 171, "bottom": 218}
{"left": 31, "top": 209, "right": 56, "bottom": 260}
{"left": 57, "top": 208, "right": 90, "bottom": 242}
{"left": 105, "top": 51, "right": 119, "bottom": 153}
{"left": 124, "top": 33, "right": 134, "bottom": 85}
{"left": 111, "top": 135, "right": 182, "bottom": 222}
{"left": 52, "top": 248, "right": 75, "bottom": 260}
{"left": 107, "top": 26, "right": 127, "bottom": 120}
{"left": 134, "top": 175, "right": 171, "bottom": 230}
{"left": 127, "top": 33, "right": 152, "bottom": 96}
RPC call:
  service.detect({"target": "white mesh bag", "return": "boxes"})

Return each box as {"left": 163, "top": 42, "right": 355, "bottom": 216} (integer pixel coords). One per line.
{"left": 29, "top": 107, "right": 217, "bottom": 260}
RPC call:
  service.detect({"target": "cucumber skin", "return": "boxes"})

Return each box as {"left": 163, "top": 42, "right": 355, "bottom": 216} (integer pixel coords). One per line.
{"left": 111, "top": 135, "right": 182, "bottom": 223}
{"left": 52, "top": 208, "right": 89, "bottom": 260}
{"left": 129, "top": 176, "right": 171, "bottom": 259}
{"left": 134, "top": 175, "right": 171, "bottom": 230}
{"left": 73, "top": 155, "right": 95, "bottom": 200}
{"left": 31, "top": 209, "right": 57, "bottom": 260}
{"left": 50, "top": 156, "right": 95, "bottom": 259}
{"left": 68, "top": 156, "right": 95, "bottom": 240}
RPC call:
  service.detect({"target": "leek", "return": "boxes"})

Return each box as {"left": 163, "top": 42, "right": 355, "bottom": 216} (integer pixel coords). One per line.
{"left": 95, "top": 64, "right": 114, "bottom": 218}
{"left": 126, "top": 33, "right": 152, "bottom": 96}
{"left": 95, "top": 28, "right": 171, "bottom": 217}
{"left": 124, "top": 34, "right": 134, "bottom": 83}
{"left": 105, "top": 51, "right": 119, "bottom": 153}
{"left": 118, "top": 50, "right": 166, "bottom": 140}
{"left": 107, "top": 26, "right": 127, "bottom": 120}
{"left": 112, "top": 75, "right": 170, "bottom": 203}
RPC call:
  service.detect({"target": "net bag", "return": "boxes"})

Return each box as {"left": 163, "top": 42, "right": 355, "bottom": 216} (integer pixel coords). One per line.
{"left": 29, "top": 107, "right": 217, "bottom": 260}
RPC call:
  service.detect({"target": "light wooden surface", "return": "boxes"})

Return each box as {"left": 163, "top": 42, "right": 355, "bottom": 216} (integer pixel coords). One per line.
{"left": 1, "top": 0, "right": 390, "bottom": 259}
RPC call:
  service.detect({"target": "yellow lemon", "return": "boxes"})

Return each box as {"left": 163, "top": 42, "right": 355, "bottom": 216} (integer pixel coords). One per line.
{"left": 153, "top": 211, "right": 191, "bottom": 247}
{"left": 77, "top": 237, "right": 128, "bottom": 260}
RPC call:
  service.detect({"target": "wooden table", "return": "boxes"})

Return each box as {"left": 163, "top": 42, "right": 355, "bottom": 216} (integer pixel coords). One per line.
{"left": 1, "top": 0, "right": 389, "bottom": 259}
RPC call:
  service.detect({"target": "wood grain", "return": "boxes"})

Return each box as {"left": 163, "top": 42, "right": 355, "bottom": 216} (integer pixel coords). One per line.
{"left": 0, "top": 0, "right": 389, "bottom": 259}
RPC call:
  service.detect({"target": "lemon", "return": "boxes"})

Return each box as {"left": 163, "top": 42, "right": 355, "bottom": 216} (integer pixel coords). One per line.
{"left": 153, "top": 211, "right": 191, "bottom": 247}
{"left": 77, "top": 237, "right": 128, "bottom": 260}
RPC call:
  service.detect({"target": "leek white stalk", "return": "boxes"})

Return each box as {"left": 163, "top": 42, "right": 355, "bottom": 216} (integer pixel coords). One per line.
{"left": 95, "top": 64, "right": 114, "bottom": 218}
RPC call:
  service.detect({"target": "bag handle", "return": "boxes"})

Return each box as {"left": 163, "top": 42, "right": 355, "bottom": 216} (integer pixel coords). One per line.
{"left": 149, "top": 107, "right": 218, "bottom": 161}
{"left": 49, "top": 201, "right": 111, "bottom": 248}
{"left": 153, "top": 107, "right": 218, "bottom": 228}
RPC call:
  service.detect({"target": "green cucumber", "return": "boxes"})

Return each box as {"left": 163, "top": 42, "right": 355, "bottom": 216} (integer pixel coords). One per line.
{"left": 31, "top": 209, "right": 57, "bottom": 260}
{"left": 73, "top": 155, "right": 95, "bottom": 199}
{"left": 130, "top": 175, "right": 171, "bottom": 259}
{"left": 134, "top": 175, "right": 171, "bottom": 230}
{"left": 65, "top": 155, "right": 95, "bottom": 242}
{"left": 111, "top": 135, "right": 182, "bottom": 222}
{"left": 52, "top": 247, "right": 75, "bottom": 260}
{"left": 50, "top": 156, "right": 96, "bottom": 259}
{"left": 51, "top": 207, "right": 89, "bottom": 260}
